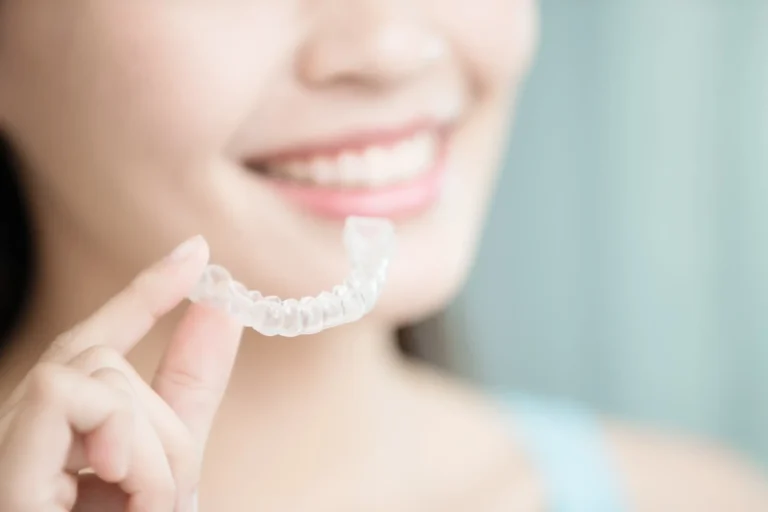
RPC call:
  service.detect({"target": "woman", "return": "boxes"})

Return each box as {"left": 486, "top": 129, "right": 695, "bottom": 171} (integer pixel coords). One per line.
{"left": 0, "top": 1, "right": 765, "bottom": 510}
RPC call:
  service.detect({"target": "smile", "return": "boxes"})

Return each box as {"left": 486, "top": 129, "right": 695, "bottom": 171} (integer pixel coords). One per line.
{"left": 243, "top": 121, "right": 453, "bottom": 219}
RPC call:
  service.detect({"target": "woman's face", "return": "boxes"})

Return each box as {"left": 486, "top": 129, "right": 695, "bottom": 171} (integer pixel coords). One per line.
{"left": 0, "top": 1, "right": 537, "bottom": 325}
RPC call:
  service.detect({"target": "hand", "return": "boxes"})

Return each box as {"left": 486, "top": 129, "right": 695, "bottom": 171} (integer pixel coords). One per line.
{"left": 0, "top": 235, "right": 244, "bottom": 512}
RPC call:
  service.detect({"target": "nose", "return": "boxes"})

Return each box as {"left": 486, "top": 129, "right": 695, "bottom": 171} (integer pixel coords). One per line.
{"left": 296, "top": 3, "right": 449, "bottom": 89}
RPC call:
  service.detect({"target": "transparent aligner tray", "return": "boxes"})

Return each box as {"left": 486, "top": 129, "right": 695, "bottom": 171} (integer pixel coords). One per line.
{"left": 187, "top": 217, "right": 395, "bottom": 337}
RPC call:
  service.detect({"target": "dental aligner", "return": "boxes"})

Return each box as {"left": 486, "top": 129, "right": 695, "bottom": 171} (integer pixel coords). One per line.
{"left": 187, "top": 216, "right": 395, "bottom": 337}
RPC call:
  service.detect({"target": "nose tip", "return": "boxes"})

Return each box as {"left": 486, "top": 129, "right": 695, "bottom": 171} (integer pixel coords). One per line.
{"left": 297, "top": 18, "right": 449, "bottom": 88}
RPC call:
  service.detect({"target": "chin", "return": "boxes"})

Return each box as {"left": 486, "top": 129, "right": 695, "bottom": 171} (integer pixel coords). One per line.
{"left": 372, "top": 233, "right": 479, "bottom": 327}
{"left": 374, "top": 277, "right": 466, "bottom": 328}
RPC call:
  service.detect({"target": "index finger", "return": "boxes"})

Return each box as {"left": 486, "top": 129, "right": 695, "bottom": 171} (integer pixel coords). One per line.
{"left": 151, "top": 302, "right": 243, "bottom": 449}
{"left": 41, "top": 235, "right": 209, "bottom": 364}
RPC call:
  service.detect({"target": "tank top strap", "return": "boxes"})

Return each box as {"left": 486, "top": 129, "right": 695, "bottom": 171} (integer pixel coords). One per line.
{"left": 499, "top": 392, "right": 627, "bottom": 511}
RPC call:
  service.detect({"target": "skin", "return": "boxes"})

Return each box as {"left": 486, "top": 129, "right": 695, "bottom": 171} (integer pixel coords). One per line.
{"left": 0, "top": 0, "right": 765, "bottom": 510}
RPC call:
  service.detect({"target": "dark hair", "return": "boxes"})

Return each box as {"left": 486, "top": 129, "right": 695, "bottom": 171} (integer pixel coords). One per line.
{"left": 0, "top": 133, "right": 35, "bottom": 353}
{"left": 0, "top": 134, "right": 442, "bottom": 362}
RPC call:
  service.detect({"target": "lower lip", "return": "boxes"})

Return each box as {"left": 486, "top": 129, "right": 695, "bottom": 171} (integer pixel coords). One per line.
{"left": 262, "top": 146, "right": 449, "bottom": 220}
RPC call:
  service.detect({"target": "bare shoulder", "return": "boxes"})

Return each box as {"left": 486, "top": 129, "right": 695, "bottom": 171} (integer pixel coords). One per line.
{"left": 604, "top": 422, "right": 768, "bottom": 511}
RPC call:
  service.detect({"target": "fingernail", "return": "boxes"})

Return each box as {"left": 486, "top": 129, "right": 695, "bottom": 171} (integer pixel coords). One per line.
{"left": 184, "top": 489, "right": 199, "bottom": 512}
{"left": 167, "top": 235, "right": 205, "bottom": 263}
{"left": 191, "top": 490, "right": 199, "bottom": 512}
{"left": 176, "top": 489, "right": 199, "bottom": 512}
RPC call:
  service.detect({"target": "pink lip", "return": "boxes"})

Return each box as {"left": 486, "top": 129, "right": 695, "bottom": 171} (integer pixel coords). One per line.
{"left": 254, "top": 130, "right": 450, "bottom": 220}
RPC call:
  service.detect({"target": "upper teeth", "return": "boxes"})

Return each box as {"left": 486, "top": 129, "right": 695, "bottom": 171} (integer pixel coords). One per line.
{"left": 265, "top": 130, "right": 439, "bottom": 187}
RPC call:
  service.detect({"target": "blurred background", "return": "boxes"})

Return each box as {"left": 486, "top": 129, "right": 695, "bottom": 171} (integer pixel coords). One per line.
{"left": 446, "top": 0, "right": 768, "bottom": 466}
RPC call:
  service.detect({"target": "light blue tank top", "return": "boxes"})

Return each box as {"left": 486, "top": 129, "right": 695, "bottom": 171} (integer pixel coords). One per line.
{"left": 503, "top": 394, "right": 627, "bottom": 511}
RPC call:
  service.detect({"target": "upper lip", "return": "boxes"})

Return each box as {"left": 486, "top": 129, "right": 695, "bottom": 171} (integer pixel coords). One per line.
{"left": 243, "top": 117, "right": 455, "bottom": 167}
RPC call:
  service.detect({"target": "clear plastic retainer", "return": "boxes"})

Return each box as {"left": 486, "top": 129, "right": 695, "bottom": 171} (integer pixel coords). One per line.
{"left": 187, "top": 216, "right": 395, "bottom": 337}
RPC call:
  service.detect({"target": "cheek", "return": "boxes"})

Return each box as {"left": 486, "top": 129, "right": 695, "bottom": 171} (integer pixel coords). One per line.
{"left": 440, "top": 0, "right": 539, "bottom": 89}
{"left": 4, "top": 3, "right": 292, "bottom": 182}
{"left": 1, "top": 3, "right": 297, "bottom": 259}
{"left": 87, "top": 8, "right": 293, "bottom": 163}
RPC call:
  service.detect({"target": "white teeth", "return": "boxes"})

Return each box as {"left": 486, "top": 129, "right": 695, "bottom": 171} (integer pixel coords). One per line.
{"left": 411, "top": 132, "right": 436, "bottom": 169}
{"left": 312, "top": 159, "right": 335, "bottom": 185}
{"left": 339, "top": 153, "right": 365, "bottom": 185}
{"left": 265, "top": 130, "right": 439, "bottom": 188}
{"left": 364, "top": 147, "right": 391, "bottom": 185}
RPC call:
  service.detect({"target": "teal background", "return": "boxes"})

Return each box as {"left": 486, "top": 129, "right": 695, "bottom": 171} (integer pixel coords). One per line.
{"left": 451, "top": 1, "right": 768, "bottom": 466}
